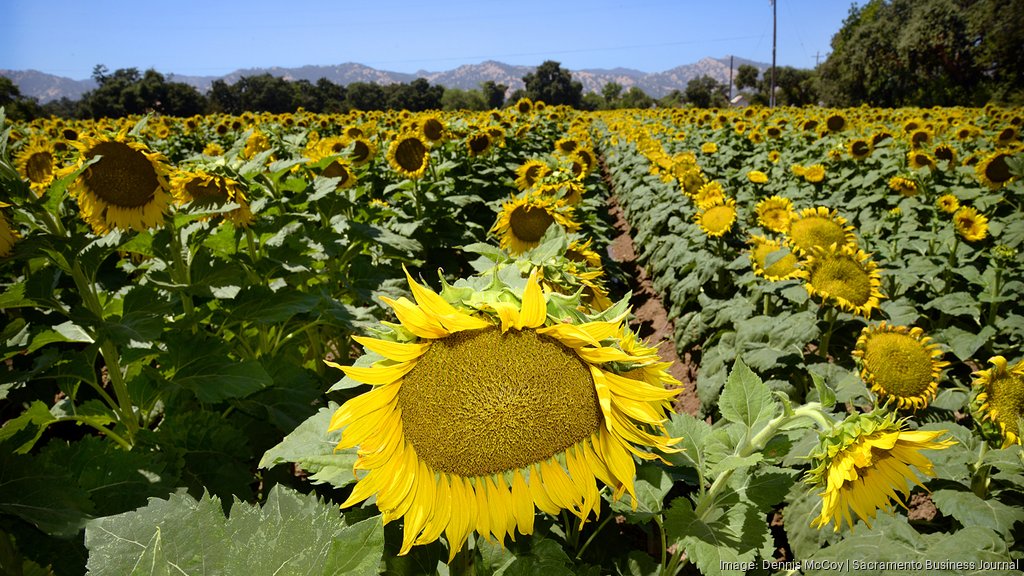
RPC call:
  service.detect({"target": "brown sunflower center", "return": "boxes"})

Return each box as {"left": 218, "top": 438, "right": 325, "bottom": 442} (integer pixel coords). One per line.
{"left": 985, "top": 154, "right": 1011, "bottom": 184}
{"left": 468, "top": 134, "right": 490, "bottom": 155}
{"left": 809, "top": 255, "right": 872, "bottom": 306}
{"left": 862, "top": 333, "right": 935, "bottom": 398}
{"left": 184, "top": 177, "right": 229, "bottom": 207}
{"left": 851, "top": 141, "right": 870, "bottom": 157}
{"left": 350, "top": 140, "right": 371, "bottom": 164}
{"left": 789, "top": 217, "right": 849, "bottom": 253}
{"left": 83, "top": 141, "right": 159, "bottom": 208}
{"left": 26, "top": 151, "right": 54, "bottom": 183}
{"left": 393, "top": 138, "right": 426, "bottom": 172}
{"left": 509, "top": 205, "right": 555, "bottom": 243}
{"left": 423, "top": 119, "right": 444, "bottom": 142}
{"left": 398, "top": 327, "right": 601, "bottom": 476}
{"left": 323, "top": 161, "right": 351, "bottom": 183}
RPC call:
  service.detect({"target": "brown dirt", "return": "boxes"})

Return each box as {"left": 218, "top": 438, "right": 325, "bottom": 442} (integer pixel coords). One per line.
{"left": 606, "top": 197, "right": 700, "bottom": 417}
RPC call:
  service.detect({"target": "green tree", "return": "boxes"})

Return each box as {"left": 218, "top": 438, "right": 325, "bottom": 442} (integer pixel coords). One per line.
{"left": 601, "top": 82, "right": 623, "bottom": 107}
{"left": 619, "top": 86, "right": 654, "bottom": 109}
{"left": 684, "top": 75, "right": 729, "bottom": 108}
{"left": 735, "top": 64, "right": 760, "bottom": 91}
{"left": 522, "top": 60, "right": 583, "bottom": 107}
{"left": 480, "top": 81, "right": 507, "bottom": 109}
{"left": 0, "top": 76, "right": 42, "bottom": 120}
{"left": 441, "top": 88, "right": 487, "bottom": 111}
{"left": 345, "top": 82, "right": 387, "bottom": 111}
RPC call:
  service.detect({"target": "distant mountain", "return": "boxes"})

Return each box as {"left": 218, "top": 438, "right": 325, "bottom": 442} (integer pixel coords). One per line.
{"left": 2, "top": 57, "right": 770, "bottom": 104}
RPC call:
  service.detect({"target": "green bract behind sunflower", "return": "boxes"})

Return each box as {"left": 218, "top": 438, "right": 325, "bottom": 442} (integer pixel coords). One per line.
{"left": 326, "top": 268, "right": 681, "bottom": 559}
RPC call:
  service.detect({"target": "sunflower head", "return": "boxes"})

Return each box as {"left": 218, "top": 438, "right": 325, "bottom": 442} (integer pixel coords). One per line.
{"left": 64, "top": 131, "right": 172, "bottom": 234}
{"left": 749, "top": 235, "right": 801, "bottom": 281}
{"left": 975, "top": 151, "right": 1015, "bottom": 189}
{"left": 848, "top": 138, "right": 873, "bottom": 160}
{"left": 953, "top": 206, "right": 989, "bottom": 242}
{"left": 853, "top": 323, "right": 948, "bottom": 410}
{"left": 695, "top": 197, "right": 737, "bottom": 238}
{"left": 243, "top": 130, "right": 271, "bottom": 159}
{"left": 700, "top": 142, "right": 718, "bottom": 154}
{"left": 787, "top": 207, "right": 856, "bottom": 256}
{"left": 907, "top": 151, "right": 936, "bottom": 171}
{"left": 887, "top": 175, "right": 919, "bottom": 197}
{"left": 747, "top": 170, "right": 769, "bottom": 184}
{"left": 15, "top": 140, "right": 57, "bottom": 195}
{"left": 933, "top": 143, "right": 957, "bottom": 167}
{"left": 466, "top": 131, "right": 492, "bottom": 157}
{"left": 935, "top": 193, "right": 959, "bottom": 214}
{"left": 419, "top": 114, "right": 448, "bottom": 144}
{"left": 803, "top": 164, "right": 826, "bottom": 184}
{"left": 326, "top": 268, "right": 680, "bottom": 558}
{"left": 491, "top": 195, "right": 580, "bottom": 255}
{"left": 972, "top": 356, "right": 1024, "bottom": 447}
{"left": 805, "top": 410, "right": 954, "bottom": 531}
{"left": 515, "top": 97, "right": 533, "bottom": 114}
{"left": 693, "top": 180, "right": 726, "bottom": 209}
{"left": 515, "top": 160, "right": 551, "bottom": 191}
{"left": 755, "top": 195, "right": 794, "bottom": 234}
{"left": 801, "top": 243, "right": 884, "bottom": 318}
{"left": 387, "top": 135, "right": 430, "bottom": 179}
{"left": 171, "top": 171, "right": 253, "bottom": 226}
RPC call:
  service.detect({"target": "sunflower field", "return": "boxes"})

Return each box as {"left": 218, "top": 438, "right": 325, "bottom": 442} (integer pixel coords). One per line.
{"left": 0, "top": 102, "right": 1022, "bottom": 576}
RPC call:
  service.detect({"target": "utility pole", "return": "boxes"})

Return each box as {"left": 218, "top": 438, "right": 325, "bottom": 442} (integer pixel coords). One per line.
{"left": 729, "top": 55, "right": 734, "bottom": 101}
{"left": 815, "top": 51, "right": 821, "bottom": 67}
{"left": 770, "top": 0, "right": 777, "bottom": 107}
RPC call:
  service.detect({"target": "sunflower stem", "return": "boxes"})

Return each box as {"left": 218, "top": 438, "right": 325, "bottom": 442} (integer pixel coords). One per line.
{"left": 653, "top": 513, "right": 668, "bottom": 570}
{"left": 167, "top": 223, "right": 196, "bottom": 330}
{"left": 986, "top": 266, "right": 1002, "bottom": 326}
{"left": 970, "top": 442, "right": 991, "bottom": 499}
{"left": 818, "top": 306, "right": 838, "bottom": 359}
{"left": 575, "top": 512, "right": 613, "bottom": 561}
{"left": 54, "top": 416, "right": 132, "bottom": 450}
{"left": 244, "top": 226, "right": 260, "bottom": 261}
{"left": 944, "top": 235, "right": 960, "bottom": 295}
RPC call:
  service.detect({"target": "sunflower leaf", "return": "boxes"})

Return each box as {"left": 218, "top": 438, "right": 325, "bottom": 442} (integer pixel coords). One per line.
{"left": 662, "top": 498, "right": 766, "bottom": 576}
{"left": 931, "top": 489, "right": 1024, "bottom": 537}
{"left": 258, "top": 403, "right": 358, "bottom": 488}
{"left": 719, "top": 359, "right": 777, "bottom": 430}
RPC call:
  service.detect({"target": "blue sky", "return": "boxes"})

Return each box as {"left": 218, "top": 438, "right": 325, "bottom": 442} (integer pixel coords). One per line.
{"left": 2, "top": 0, "right": 860, "bottom": 79}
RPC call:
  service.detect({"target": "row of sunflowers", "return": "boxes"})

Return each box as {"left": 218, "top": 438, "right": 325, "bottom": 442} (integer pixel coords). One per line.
{"left": 1, "top": 101, "right": 1023, "bottom": 575}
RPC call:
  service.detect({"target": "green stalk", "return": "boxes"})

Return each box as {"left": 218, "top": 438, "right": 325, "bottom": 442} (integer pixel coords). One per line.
{"left": 987, "top": 266, "right": 1002, "bottom": 326}
{"left": 970, "top": 442, "right": 990, "bottom": 500}
{"left": 167, "top": 224, "right": 195, "bottom": 324}
{"left": 244, "top": 226, "right": 260, "bottom": 261}
{"left": 818, "top": 306, "right": 838, "bottom": 359}
{"left": 55, "top": 416, "right": 132, "bottom": 450}
{"left": 576, "top": 512, "right": 614, "bottom": 561}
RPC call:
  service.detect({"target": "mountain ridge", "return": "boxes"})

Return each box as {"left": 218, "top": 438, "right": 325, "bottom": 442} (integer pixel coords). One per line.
{"left": 2, "top": 57, "right": 770, "bottom": 103}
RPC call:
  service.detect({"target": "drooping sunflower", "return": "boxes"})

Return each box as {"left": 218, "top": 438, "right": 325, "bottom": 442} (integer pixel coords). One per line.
{"left": 64, "top": 132, "right": 172, "bottom": 234}
{"left": 755, "top": 196, "right": 794, "bottom": 233}
{"left": 170, "top": 170, "right": 253, "bottom": 226}
{"left": 853, "top": 323, "right": 948, "bottom": 410}
{"left": 491, "top": 195, "right": 579, "bottom": 255}
{"left": 803, "top": 164, "right": 826, "bottom": 184}
{"left": 747, "top": 170, "right": 769, "bottom": 184}
{"left": 935, "top": 194, "right": 959, "bottom": 214}
{"left": 14, "top": 140, "right": 57, "bottom": 195}
{"left": 887, "top": 176, "right": 919, "bottom": 197}
{"left": 387, "top": 135, "right": 430, "bottom": 179}
{"left": 749, "top": 235, "right": 801, "bottom": 281}
{"left": 327, "top": 270, "right": 681, "bottom": 558}
{"left": 0, "top": 204, "right": 18, "bottom": 257}
{"left": 953, "top": 206, "right": 989, "bottom": 242}
{"left": 787, "top": 207, "right": 857, "bottom": 256}
{"left": 565, "top": 237, "right": 604, "bottom": 269}
{"left": 972, "top": 356, "right": 1024, "bottom": 447}
{"left": 695, "top": 197, "right": 737, "bottom": 238}
{"left": 801, "top": 243, "right": 884, "bottom": 318}
{"left": 806, "top": 411, "right": 954, "bottom": 532}
{"left": 515, "top": 160, "right": 551, "bottom": 191}
{"left": 700, "top": 142, "right": 718, "bottom": 154}
{"left": 975, "top": 151, "right": 1015, "bottom": 189}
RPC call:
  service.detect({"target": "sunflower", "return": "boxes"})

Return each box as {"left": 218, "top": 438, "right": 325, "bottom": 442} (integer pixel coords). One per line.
{"left": 749, "top": 235, "right": 801, "bottom": 281}
{"left": 806, "top": 411, "right": 954, "bottom": 532}
{"left": 801, "top": 243, "right": 884, "bottom": 318}
{"left": 790, "top": 164, "right": 806, "bottom": 178}
{"left": 700, "top": 142, "right": 718, "bottom": 154}
{"left": 203, "top": 142, "right": 224, "bottom": 156}
{"left": 768, "top": 150, "right": 781, "bottom": 163}
{"left": 747, "top": 170, "right": 768, "bottom": 184}
{"left": 935, "top": 194, "right": 959, "bottom": 214}
{"left": 387, "top": 135, "right": 430, "bottom": 179}
{"left": 466, "top": 131, "right": 492, "bottom": 157}
{"left": 853, "top": 323, "right": 948, "bottom": 410}
{"left": 572, "top": 148, "right": 596, "bottom": 176}
{"left": 419, "top": 114, "right": 447, "bottom": 145}
{"left": 693, "top": 181, "right": 726, "bottom": 209}
{"left": 14, "top": 140, "right": 57, "bottom": 195}
{"left": 887, "top": 176, "right": 919, "bottom": 197}
{"left": 515, "top": 97, "right": 533, "bottom": 114}
{"left": 64, "top": 132, "right": 172, "bottom": 234}
{"left": 695, "top": 198, "right": 737, "bottom": 238}
{"left": 491, "top": 195, "right": 579, "bottom": 255}
{"left": 787, "top": 207, "right": 856, "bottom": 256}
{"left": 327, "top": 270, "right": 680, "bottom": 558}
{"left": 907, "top": 151, "right": 936, "bottom": 171}
{"left": 755, "top": 196, "right": 794, "bottom": 233}
{"left": 554, "top": 138, "right": 579, "bottom": 155}
{"left": 0, "top": 204, "right": 18, "bottom": 257}
{"left": 825, "top": 113, "right": 846, "bottom": 132}
{"left": 322, "top": 159, "right": 358, "bottom": 190}
{"left": 972, "top": 356, "right": 1024, "bottom": 447}
{"left": 171, "top": 171, "right": 253, "bottom": 226}
{"left": 933, "top": 143, "right": 957, "bottom": 167}
{"left": 677, "top": 167, "right": 706, "bottom": 197}
{"left": 953, "top": 206, "right": 989, "bottom": 242}
{"left": 975, "top": 151, "right": 1015, "bottom": 189}
{"left": 565, "top": 237, "right": 603, "bottom": 269}
{"left": 347, "top": 137, "right": 378, "bottom": 166}
{"left": 243, "top": 130, "right": 271, "bottom": 159}
{"left": 847, "top": 138, "right": 873, "bottom": 160}
{"left": 803, "top": 164, "right": 826, "bottom": 184}
{"left": 515, "top": 160, "right": 551, "bottom": 191}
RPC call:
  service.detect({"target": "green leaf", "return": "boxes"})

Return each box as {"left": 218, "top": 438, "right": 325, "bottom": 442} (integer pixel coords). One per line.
{"left": 934, "top": 324, "right": 997, "bottom": 361}
{"left": 931, "top": 489, "right": 1024, "bottom": 537}
{"left": 84, "top": 485, "right": 383, "bottom": 576}
{"left": 0, "top": 400, "right": 58, "bottom": 454}
{"left": 664, "top": 412, "right": 711, "bottom": 475}
{"left": 718, "top": 359, "right": 777, "bottom": 430}
{"left": 728, "top": 466, "right": 797, "bottom": 512}
{"left": 662, "top": 498, "right": 767, "bottom": 576}
{"left": 163, "top": 333, "right": 272, "bottom": 403}
{"left": 0, "top": 444, "right": 93, "bottom": 537}
{"left": 809, "top": 371, "right": 837, "bottom": 409}
{"left": 259, "top": 403, "right": 358, "bottom": 488}
{"left": 609, "top": 463, "right": 673, "bottom": 522}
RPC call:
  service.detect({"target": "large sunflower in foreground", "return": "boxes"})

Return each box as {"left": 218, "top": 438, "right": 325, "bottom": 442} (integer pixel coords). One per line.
{"left": 491, "top": 195, "right": 579, "bottom": 255}
{"left": 387, "top": 135, "right": 430, "bottom": 179}
{"left": 853, "top": 323, "right": 948, "bottom": 410}
{"left": 64, "top": 132, "right": 172, "bottom": 234}
{"left": 806, "top": 411, "right": 954, "bottom": 532}
{"left": 787, "top": 207, "right": 856, "bottom": 256}
{"left": 801, "top": 243, "right": 884, "bottom": 318}
{"left": 972, "top": 356, "right": 1024, "bottom": 447}
{"left": 327, "top": 270, "right": 681, "bottom": 558}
